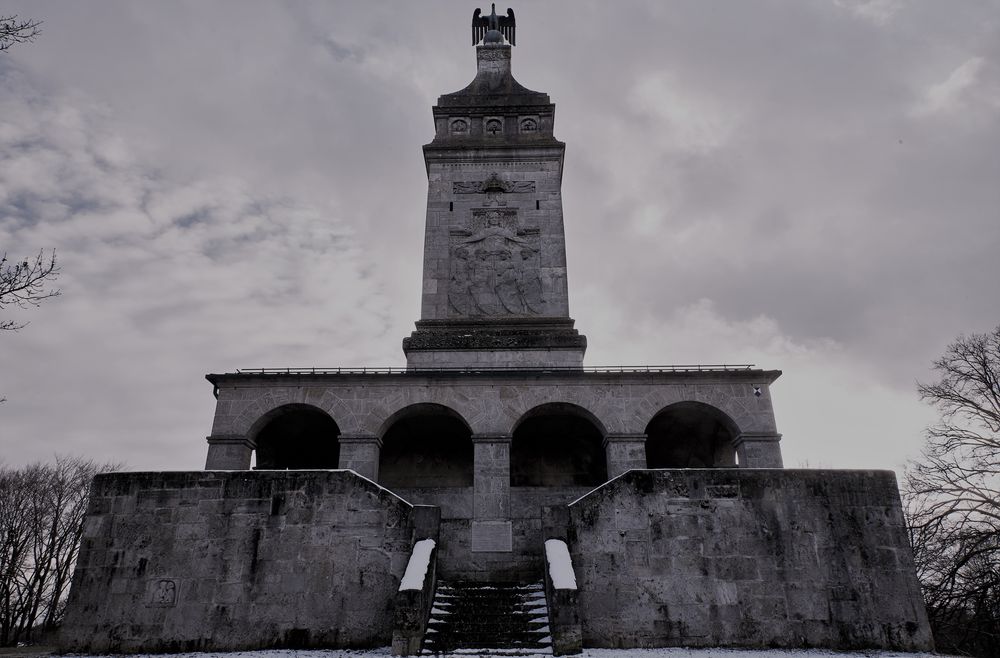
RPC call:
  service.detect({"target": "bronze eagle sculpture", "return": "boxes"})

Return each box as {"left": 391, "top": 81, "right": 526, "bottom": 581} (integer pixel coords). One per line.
{"left": 472, "top": 4, "right": 515, "bottom": 46}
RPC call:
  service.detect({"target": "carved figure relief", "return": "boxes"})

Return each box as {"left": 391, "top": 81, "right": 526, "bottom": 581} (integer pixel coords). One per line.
{"left": 149, "top": 579, "right": 177, "bottom": 607}
{"left": 450, "top": 118, "right": 470, "bottom": 135}
{"left": 519, "top": 117, "right": 538, "bottom": 133}
{"left": 449, "top": 208, "right": 544, "bottom": 317}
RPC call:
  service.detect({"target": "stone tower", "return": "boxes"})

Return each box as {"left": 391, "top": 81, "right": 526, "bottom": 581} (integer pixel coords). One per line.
{"left": 403, "top": 28, "right": 586, "bottom": 368}
{"left": 60, "top": 9, "right": 932, "bottom": 655}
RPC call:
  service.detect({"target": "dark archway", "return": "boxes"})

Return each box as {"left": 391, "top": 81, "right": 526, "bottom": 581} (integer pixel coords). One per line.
{"left": 252, "top": 404, "right": 340, "bottom": 469}
{"left": 645, "top": 402, "right": 739, "bottom": 468}
{"left": 379, "top": 404, "right": 474, "bottom": 489}
{"left": 511, "top": 403, "right": 608, "bottom": 486}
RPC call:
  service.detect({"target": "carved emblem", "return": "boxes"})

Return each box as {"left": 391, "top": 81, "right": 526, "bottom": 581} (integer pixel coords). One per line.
{"left": 485, "top": 118, "right": 503, "bottom": 136}
{"left": 448, "top": 209, "right": 544, "bottom": 317}
{"left": 453, "top": 173, "right": 536, "bottom": 196}
{"left": 519, "top": 117, "right": 538, "bottom": 133}
{"left": 148, "top": 579, "right": 177, "bottom": 607}
{"left": 450, "top": 118, "right": 470, "bottom": 135}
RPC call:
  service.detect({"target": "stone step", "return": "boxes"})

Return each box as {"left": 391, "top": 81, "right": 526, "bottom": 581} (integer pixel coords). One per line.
{"left": 422, "top": 580, "right": 552, "bottom": 655}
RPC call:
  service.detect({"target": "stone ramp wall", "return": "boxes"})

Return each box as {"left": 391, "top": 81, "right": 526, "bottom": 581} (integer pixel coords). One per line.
{"left": 59, "top": 470, "right": 418, "bottom": 653}
{"left": 564, "top": 469, "right": 933, "bottom": 652}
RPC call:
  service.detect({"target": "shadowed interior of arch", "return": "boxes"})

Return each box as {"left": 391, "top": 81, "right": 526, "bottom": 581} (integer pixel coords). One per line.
{"left": 511, "top": 406, "right": 608, "bottom": 486}
{"left": 645, "top": 402, "right": 738, "bottom": 468}
{"left": 254, "top": 405, "right": 341, "bottom": 469}
{"left": 378, "top": 405, "right": 474, "bottom": 488}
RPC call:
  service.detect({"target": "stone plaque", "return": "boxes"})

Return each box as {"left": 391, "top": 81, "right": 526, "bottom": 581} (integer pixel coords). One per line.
{"left": 471, "top": 520, "right": 512, "bottom": 553}
{"left": 147, "top": 578, "right": 177, "bottom": 607}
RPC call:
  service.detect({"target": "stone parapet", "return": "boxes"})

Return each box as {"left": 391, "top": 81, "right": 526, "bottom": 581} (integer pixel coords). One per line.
{"left": 563, "top": 469, "right": 933, "bottom": 652}
{"left": 59, "top": 471, "right": 425, "bottom": 653}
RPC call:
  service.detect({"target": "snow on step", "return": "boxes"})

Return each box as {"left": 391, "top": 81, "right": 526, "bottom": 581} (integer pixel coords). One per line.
{"left": 421, "top": 580, "right": 552, "bottom": 655}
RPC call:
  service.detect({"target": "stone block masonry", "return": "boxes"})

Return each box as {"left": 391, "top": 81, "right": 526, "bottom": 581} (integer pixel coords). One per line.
{"left": 563, "top": 469, "right": 933, "bottom": 652}
{"left": 59, "top": 471, "right": 422, "bottom": 653}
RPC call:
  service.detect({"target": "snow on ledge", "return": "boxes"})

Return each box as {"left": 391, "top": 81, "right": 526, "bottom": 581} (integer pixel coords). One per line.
{"left": 544, "top": 538, "right": 577, "bottom": 590}
{"left": 399, "top": 538, "right": 436, "bottom": 591}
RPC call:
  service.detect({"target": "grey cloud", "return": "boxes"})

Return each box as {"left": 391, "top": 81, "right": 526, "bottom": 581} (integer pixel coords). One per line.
{"left": 1, "top": 1, "right": 997, "bottom": 472}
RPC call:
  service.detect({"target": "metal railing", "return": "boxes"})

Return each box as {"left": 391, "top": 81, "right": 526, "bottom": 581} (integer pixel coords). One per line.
{"left": 230, "top": 364, "right": 756, "bottom": 375}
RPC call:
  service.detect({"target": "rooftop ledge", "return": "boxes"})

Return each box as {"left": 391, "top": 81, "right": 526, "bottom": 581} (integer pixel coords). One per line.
{"left": 207, "top": 364, "right": 780, "bottom": 383}
{"left": 229, "top": 364, "right": 754, "bottom": 375}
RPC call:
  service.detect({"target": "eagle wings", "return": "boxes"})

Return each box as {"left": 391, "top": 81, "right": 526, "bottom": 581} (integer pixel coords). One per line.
{"left": 472, "top": 4, "right": 516, "bottom": 46}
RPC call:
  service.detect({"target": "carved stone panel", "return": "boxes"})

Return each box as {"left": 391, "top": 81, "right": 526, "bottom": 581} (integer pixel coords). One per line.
{"left": 147, "top": 579, "right": 177, "bottom": 607}
{"left": 453, "top": 173, "right": 535, "bottom": 206}
{"left": 448, "top": 208, "right": 544, "bottom": 318}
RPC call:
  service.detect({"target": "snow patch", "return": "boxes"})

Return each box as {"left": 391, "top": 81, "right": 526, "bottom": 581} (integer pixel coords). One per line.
{"left": 545, "top": 538, "right": 577, "bottom": 590}
{"left": 398, "top": 538, "right": 435, "bottom": 591}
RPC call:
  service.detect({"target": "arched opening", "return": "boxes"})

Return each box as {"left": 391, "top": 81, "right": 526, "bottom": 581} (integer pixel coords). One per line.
{"left": 252, "top": 404, "right": 340, "bottom": 469}
{"left": 511, "top": 403, "right": 608, "bottom": 486}
{"left": 645, "top": 402, "right": 739, "bottom": 468}
{"left": 379, "top": 404, "right": 473, "bottom": 489}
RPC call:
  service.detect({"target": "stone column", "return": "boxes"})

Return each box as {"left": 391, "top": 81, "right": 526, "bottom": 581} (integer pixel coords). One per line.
{"left": 603, "top": 433, "right": 648, "bottom": 478}
{"left": 204, "top": 434, "right": 253, "bottom": 470}
{"left": 471, "top": 434, "right": 512, "bottom": 553}
{"left": 338, "top": 434, "right": 383, "bottom": 481}
{"left": 734, "top": 432, "right": 784, "bottom": 468}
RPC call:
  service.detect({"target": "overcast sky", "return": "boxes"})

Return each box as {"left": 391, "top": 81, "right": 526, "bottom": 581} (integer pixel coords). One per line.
{"left": 1, "top": 1, "right": 997, "bottom": 474}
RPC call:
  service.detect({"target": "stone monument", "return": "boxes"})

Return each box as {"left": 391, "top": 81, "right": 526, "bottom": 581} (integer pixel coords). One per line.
{"left": 59, "top": 7, "right": 933, "bottom": 655}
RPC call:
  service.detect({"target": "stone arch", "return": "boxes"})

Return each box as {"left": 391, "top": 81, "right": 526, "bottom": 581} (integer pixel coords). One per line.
{"left": 378, "top": 403, "right": 474, "bottom": 489}
{"left": 645, "top": 401, "right": 740, "bottom": 468}
{"left": 248, "top": 403, "right": 341, "bottom": 469}
{"left": 510, "top": 402, "right": 608, "bottom": 486}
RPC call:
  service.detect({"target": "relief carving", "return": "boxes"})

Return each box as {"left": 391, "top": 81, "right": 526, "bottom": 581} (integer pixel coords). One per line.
{"left": 452, "top": 173, "right": 536, "bottom": 194}
{"left": 148, "top": 579, "right": 177, "bottom": 607}
{"left": 448, "top": 209, "right": 544, "bottom": 317}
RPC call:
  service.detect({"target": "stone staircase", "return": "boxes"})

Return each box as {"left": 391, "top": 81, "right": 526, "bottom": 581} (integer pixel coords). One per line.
{"left": 422, "top": 581, "right": 551, "bottom": 655}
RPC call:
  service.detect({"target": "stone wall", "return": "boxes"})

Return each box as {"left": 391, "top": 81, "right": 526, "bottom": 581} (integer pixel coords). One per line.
{"left": 59, "top": 471, "right": 421, "bottom": 653}
{"left": 563, "top": 469, "right": 933, "bottom": 652}
{"left": 393, "top": 485, "right": 590, "bottom": 582}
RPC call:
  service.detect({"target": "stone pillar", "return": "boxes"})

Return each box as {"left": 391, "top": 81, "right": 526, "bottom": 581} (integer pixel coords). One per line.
{"left": 471, "top": 434, "right": 512, "bottom": 552}
{"left": 204, "top": 434, "right": 253, "bottom": 470}
{"left": 603, "top": 433, "right": 647, "bottom": 478}
{"left": 338, "top": 434, "right": 382, "bottom": 480}
{"left": 734, "top": 432, "right": 784, "bottom": 468}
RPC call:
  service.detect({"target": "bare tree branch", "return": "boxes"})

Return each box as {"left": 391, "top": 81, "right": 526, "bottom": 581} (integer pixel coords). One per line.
{"left": 0, "top": 16, "right": 41, "bottom": 52}
{"left": 905, "top": 324, "right": 1000, "bottom": 657}
{"left": 0, "top": 457, "right": 121, "bottom": 646}
{"left": 0, "top": 250, "right": 60, "bottom": 332}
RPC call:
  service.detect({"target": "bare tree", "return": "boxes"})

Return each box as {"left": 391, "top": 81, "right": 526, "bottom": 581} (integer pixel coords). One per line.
{"left": 0, "top": 15, "right": 41, "bottom": 52}
{"left": 0, "top": 250, "right": 60, "bottom": 332}
{"left": 0, "top": 457, "right": 120, "bottom": 646}
{"left": 905, "top": 325, "right": 1000, "bottom": 657}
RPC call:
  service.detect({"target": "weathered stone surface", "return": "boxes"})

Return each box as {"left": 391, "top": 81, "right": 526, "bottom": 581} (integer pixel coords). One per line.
{"left": 59, "top": 471, "right": 422, "bottom": 654}
{"left": 562, "top": 469, "right": 933, "bottom": 652}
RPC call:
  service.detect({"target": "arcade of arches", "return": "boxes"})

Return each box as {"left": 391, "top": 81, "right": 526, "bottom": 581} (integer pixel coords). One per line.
{"left": 247, "top": 400, "right": 744, "bottom": 478}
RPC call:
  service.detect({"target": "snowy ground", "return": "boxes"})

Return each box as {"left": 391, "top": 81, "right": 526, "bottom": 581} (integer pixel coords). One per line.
{"left": 0, "top": 648, "right": 945, "bottom": 658}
